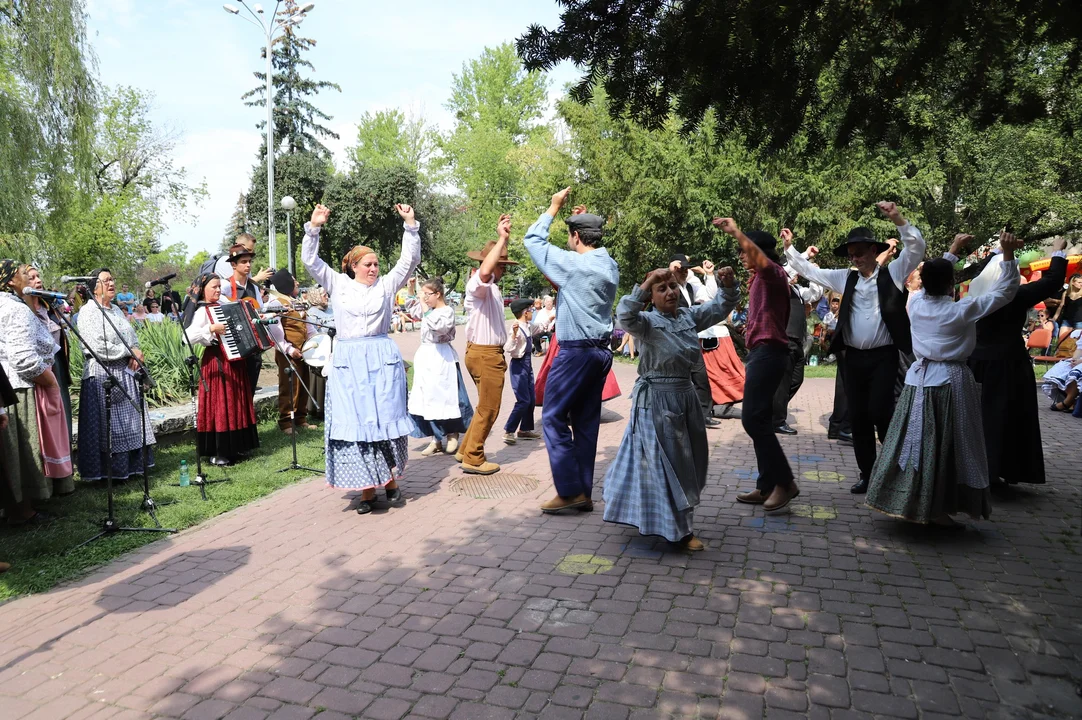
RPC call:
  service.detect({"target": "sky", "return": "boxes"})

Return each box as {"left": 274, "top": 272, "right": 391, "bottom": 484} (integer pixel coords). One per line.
{"left": 84, "top": 0, "right": 581, "bottom": 258}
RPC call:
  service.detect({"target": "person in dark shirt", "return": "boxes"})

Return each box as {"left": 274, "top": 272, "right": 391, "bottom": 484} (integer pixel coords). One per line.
{"left": 713, "top": 217, "right": 799, "bottom": 511}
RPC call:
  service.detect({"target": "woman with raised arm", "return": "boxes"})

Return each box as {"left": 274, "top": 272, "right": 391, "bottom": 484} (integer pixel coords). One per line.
{"left": 602, "top": 266, "right": 740, "bottom": 550}
{"left": 967, "top": 236, "right": 1068, "bottom": 484}
{"left": 866, "top": 231, "right": 1023, "bottom": 527}
{"left": 302, "top": 203, "right": 421, "bottom": 515}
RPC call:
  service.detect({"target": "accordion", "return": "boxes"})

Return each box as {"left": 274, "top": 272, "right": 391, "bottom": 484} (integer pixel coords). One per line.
{"left": 208, "top": 302, "right": 274, "bottom": 361}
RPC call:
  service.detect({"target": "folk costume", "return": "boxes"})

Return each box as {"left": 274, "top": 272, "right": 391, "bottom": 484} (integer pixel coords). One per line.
{"left": 785, "top": 223, "right": 926, "bottom": 489}
{"left": 603, "top": 282, "right": 739, "bottom": 541}
{"left": 75, "top": 291, "right": 156, "bottom": 481}
{"left": 867, "top": 255, "right": 1020, "bottom": 523}
{"left": 0, "top": 261, "right": 74, "bottom": 500}
{"left": 503, "top": 299, "right": 537, "bottom": 437}
{"left": 524, "top": 212, "right": 619, "bottom": 503}
{"left": 219, "top": 244, "right": 265, "bottom": 397}
{"left": 183, "top": 274, "right": 259, "bottom": 463}
{"left": 267, "top": 270, "right": 316, "bottom": 432}
{"left": 301, "top": 219, "right": 420, "bottom": 491}
{"left": 409, "top": 304, "right": 474, "bottom": 446}
{"left": 772, "top": 281, "right": 823, "bottom": 431}
{"left": 692, "top": 271, "right": 746, "bottom": 408}
{"left": 534, "top": 332, "right": 621, "bottom": 406}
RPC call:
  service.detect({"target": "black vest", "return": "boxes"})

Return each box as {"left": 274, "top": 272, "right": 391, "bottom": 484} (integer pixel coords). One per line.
{"left": 829, "top": 268, "right": 911, "bottom": 354}
{"left": 786, "top": 287, "right": 806, "bottom": 341}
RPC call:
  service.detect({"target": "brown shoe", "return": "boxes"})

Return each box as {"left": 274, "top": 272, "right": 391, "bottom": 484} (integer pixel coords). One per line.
{"left": 578, "top": 500, "right": 594, "bottom": 512}
{"left": 454, "top": 452, "right": 464, "bottom": 463}
{"left": 462, "top": 461, "right": 500, "bottom": 475}
{"left": 736, "top": 489, "right": 767, "bottom": 504}
{"left": 764, "top": 483, "right": 800, "bottom": 512}
{"left": 681, "top": 535, "right": 705, "bottom": 551}
{"left": 540, "top": 494, "right": 589, "bottom": 514}
{"left": 516, "top": 430, "right": 542, "bottom": 440}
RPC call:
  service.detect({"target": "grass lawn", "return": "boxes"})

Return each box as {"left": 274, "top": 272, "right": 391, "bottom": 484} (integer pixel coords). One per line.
{"left": 0, "top": 418, "right": 326, "bottom": 601}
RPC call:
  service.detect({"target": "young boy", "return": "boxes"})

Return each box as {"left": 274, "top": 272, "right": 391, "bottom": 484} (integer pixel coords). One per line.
{"left": 504, "top": 298, "right": 541, "bottom": 444}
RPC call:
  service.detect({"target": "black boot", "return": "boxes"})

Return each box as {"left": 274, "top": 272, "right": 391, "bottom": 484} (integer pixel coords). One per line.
{"left": 850, "top": 475, "right": 869, "bottom": 494}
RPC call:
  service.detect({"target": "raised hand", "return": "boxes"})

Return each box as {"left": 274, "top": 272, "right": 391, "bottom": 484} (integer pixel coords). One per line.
{"left": 999, "top": 229, "right": 1023, "bottom": 261}
{"left": 780, "top": 228, "right": 794, "bottom": 250}
{"left": 876, "top": 201, "right": 904, "bottom": 225}
{"left": 497, "top": 214, "right": 512, "bottom": 241}
{"left": 712, "top": 217, "right": 739, "bottom": 236}
{"left": 253, "top": 267, "right": 273, "bottom": 284}
{"left": 807, "top": 246, "right": 819, "bottom": 259}
{"left": 1052, "top": 237, "right": 1067, "bottom": 252}
{"left": 549, "top": 187, "right": 571, "bottom": 215}
{"left": 310, "top": 203, "right": 331, "bottom": 228}
{"left": 717, "top": 266, "right": 736, "bottom": 288}
{"left": 640, "top": 269, "right": 665, "bottom": 291}
{"left": 702, "top": 259, "right": 715, "bottom": 274}
{"left": 395, "top": 203, "right": 417, "bottom": 226}
{"left": 948, "top": 233, "right": 973, "bottom": 257}
{"left": 572, "top": 204, "right": 587, "bottom": 215}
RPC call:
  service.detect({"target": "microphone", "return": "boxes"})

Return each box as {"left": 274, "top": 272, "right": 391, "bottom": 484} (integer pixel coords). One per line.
{"left": 254, "top": 318, "right": 279, "bottom": 325}
{"left": 260, "top": 306, "right": 290, "bottom": 314}
{"left": 145, "top": 272, "right": 177, "bottom": 289}
{"left": 59, "top": 275, "right": 97, "bottom": 284}
{"left": 23, "top": 287, "right": 67, "bottom": 301}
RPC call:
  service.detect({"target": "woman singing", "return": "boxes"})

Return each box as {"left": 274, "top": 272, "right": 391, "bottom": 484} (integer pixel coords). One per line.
{"left": 76, "top": 268, "right": 157, "bottom": 481}
{"left": 0, "top": 260, "right": 74, "bottom": 516}
{"left": 408, "top": 277, "right": 474, "bottom": 456}
{"left": 184, "top": 274, "right": 260, "bottom": 466}
{"left": 25, "top": 266, "right": 74, "bottom": 440}
{"left": 302, "top": 203, "right": 420, "bottom": 515}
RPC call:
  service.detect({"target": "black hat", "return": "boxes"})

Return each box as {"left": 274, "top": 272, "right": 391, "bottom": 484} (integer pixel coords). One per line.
{"left": 668, "top": 253, "right": 690, "bottom": 269}
{"left": 271, "top": 269, "right": 296, "bottom": 296}
{"left": 834, "top": 227, "right": 890, "bottom": 258}
{"left": 745, "top": 231, "right": 781, "bottom": 263}
{"left": 509, "top": 298, "right": 533, "bottom": 317}
{"left": 565, "top": 213, "right": 605, "bottom": 232}
{"left": 226, "top": 244, "right": 255, "bottom": 264}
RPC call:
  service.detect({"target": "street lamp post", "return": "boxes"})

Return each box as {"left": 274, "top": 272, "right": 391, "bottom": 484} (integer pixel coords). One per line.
{"left": 281, "top": 195, "right": 297, "bottom": 274}
{"left": 223, "top": 1, "right": 315, "bottom": 270}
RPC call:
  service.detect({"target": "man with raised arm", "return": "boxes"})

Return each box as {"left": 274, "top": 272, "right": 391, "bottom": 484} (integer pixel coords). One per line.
{"left": 782, "top": 202, "right": 926, "bottom": 494}
{"left": 524, "top": 190, "right": 620, "bottom": 514}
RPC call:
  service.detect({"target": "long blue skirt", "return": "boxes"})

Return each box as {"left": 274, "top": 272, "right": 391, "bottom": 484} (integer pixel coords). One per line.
{"left": 325, "top": 336, "right": 412, "bottom": 490}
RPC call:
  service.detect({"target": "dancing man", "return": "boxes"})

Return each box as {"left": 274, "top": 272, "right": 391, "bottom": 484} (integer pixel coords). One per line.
{"left": 782, "top": 202, "right": 925, "bottom": 494}
{"left": 524, "top": 190, "right": 619, "bottom": 514}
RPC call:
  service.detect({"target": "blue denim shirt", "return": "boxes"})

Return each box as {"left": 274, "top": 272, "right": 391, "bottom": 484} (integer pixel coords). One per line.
{"left": 524, "top": 213, "right": 620, "bottom": 342}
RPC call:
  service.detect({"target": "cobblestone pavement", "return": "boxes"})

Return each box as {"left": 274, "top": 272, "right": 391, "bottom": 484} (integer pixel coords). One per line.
{"left": 1, "top": 329, "right": 1080, "bottom": 720}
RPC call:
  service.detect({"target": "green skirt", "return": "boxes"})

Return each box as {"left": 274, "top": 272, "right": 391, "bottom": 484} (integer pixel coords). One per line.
{"left": 866, "top": 384, "right": 991, "bottom": 524}
{"left": 0, "top": 387, "right": 75, "bottom": 504}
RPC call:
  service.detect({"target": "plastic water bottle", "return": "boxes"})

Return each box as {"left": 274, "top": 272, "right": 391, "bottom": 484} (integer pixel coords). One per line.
{"left": 179, "top": 460, "right": 190, "bottom": 487}
{"left": 809, "top": 355, "right": 819, "bottom": 367}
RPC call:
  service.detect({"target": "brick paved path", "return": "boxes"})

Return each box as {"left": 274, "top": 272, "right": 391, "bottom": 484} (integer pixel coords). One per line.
{"left": 1, "top": 329, "right": 1080, "bottom": 720}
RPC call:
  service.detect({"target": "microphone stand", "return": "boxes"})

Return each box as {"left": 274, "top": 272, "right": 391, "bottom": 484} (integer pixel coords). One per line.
{"left": 274, "top": 314, "right": 325, "bottom": 475}
{"left": 60, "top": 295, "right": 175, "bottom": 550}
{"left": 87, "top": 295, "right": 176, "bottom": 526}
{"left": 176, "top": 304, "right": 231, "bottom": 501}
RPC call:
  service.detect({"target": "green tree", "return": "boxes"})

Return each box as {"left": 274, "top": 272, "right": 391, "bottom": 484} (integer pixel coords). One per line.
{"left": 242, "top": 0, "right": 341, "bottom": 157}
{"left": 350, "top": 108, "right": 440, "bottom": 180}
{"left": 0, "top": 0, "right": 96, "bottom": 236}
{"left": 518, "top": 1, "right": 1082, "bottom": 149}
{"left": 222, "top": 193, "right": 250, "bottom": 253}
{"left": 246, "top": 149, "right": 333, "bottom": 270}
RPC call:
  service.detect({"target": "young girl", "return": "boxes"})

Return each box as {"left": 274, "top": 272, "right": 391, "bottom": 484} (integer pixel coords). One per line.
{"left": 602, "top": 267, "right": 739, "bottom": 551}
{"left": 183, "top": 274, "right": 259, "bottom": 466}
{"left": 408, "top": 277, "right": 474, "bottom": 456}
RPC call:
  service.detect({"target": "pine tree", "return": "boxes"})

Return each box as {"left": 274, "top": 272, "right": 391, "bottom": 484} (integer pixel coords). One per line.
{"left": 222, "top": 193, "right": 249, "bottom": 252}
{"left": 241, "top": 0, "right": 341, "bottom": 158}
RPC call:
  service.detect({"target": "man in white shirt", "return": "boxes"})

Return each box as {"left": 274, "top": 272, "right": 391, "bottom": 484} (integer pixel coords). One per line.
{"left": 532, "top": 296, "right": 555, "bottom": 355}
{"left": 458, "top": 214, "right": 515, "bottom": 475}
{"left": 782, "top": 201, "right": 926, "bottom": 494}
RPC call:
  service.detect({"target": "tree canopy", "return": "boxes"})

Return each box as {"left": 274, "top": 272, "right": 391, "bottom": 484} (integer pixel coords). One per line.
{"left": 517, "top": 0, "right": 1082, "bottom": 149}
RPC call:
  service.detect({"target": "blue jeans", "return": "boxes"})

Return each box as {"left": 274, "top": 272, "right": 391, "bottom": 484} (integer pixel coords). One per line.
{"left": 504, "top": 355, "right": 535, "bottom": 433}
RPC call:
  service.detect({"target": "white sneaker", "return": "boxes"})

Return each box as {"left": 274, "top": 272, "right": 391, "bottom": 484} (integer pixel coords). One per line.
{"left": 420, "top": 441, "right": 442, "bottom": 457}
{"left": 503, "top": 432, "right": 517, "bottom": 445}
{"left": 444, "top": 434, "right": 459, "bottom": 454}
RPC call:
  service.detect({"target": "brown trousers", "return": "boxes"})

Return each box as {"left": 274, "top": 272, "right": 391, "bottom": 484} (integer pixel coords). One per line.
{"left": 461, "top": 343, "right": 506, "bottom": 465}
{"left": 276, "top": 352, "right": 310, "bottom": 429}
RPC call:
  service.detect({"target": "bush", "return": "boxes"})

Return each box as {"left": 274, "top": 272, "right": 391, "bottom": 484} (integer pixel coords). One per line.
{"left": 69, "top": 320, "right": 203, "bottom": 409}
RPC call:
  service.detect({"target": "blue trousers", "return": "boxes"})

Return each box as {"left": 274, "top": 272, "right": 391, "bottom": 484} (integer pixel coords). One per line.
{"left": 543, "top": 340, "right": 613, "bottom": 499}
{"left": 505, "top": 355, "right": 535, "bottom": 433}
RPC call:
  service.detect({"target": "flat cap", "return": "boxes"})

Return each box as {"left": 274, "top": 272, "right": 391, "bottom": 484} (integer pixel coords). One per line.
{"left": 565, "top": 213, "right": 605, "bottom": 232}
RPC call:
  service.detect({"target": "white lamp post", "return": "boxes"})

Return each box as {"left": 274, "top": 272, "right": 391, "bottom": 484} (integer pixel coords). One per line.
{"left": 223, "top": 1, "right": 315, "bottom": 270}
{"left": 281, "top": 195, "right": 297, "bottom": 274}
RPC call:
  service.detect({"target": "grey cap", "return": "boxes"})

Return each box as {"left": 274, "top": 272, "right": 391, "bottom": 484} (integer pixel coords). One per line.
{"left": 565, "top": 213, "right": 605, "bottom": 232}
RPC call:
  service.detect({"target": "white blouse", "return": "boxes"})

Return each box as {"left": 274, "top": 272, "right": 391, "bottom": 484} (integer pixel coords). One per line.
{"left": 301, "top": 221, "right": 421, "bottom": 340}
{"left": 420, "top": 306, "right": 456, "bottom": 345}
{"left": 905, "top": 258, "right": 1020, "bottom": 387}
{"left": 76, "top": 300, "right": 139, "bottom": 364}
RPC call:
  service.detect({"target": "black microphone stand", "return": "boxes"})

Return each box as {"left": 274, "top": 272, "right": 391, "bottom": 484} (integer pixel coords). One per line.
{"left": 87, "top": 295, "right": 176, "bottom": 525}
{"left": 61, "top": 293, "right": 175, "bottom": 551}
{"left": 274, "top": 315, "right": 325, "bottom": 475}
{"left": 176, "top": 303, "right": 231, "bottom": 500}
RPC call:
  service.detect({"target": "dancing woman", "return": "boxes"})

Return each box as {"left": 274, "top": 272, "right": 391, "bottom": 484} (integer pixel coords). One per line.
{"left": 866, "top": 231, "right": 1023, "bottom": 526}
{"left": 602, "top": 267, "right": 740, "bottom": 550}
{"left": 183, "top": 274, "right": 260, "bottom": 466}
{"left": 302, "top": 203, "right": 420, "bottom": 514}
{"left": 408, "top": 277, "right": 474, "bottom": 456}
